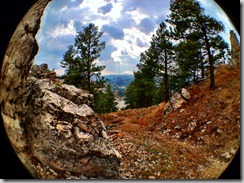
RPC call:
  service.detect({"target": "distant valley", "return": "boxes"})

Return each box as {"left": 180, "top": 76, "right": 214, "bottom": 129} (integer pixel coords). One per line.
{"left": 103, "top": 74, "right": 134, "bottom": 97}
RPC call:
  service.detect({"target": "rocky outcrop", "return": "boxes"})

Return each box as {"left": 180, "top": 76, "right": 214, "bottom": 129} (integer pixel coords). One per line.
{"left": 163, "top": 88, "right": 191, "bottom": 115}
{"left": 19, "top": 76, "right": 120, "bottom": 179}
{"left": 181, "top": 88, "right": 191, "bottom": 100}
{"left": 230, "top": 30, "right": 240, "bottom": 66}
{"left": 30, "top": 63, "right": 57, "bottom": 80}
{"left": 0, "top": 0, "right": 52, "bottom": 178}
{"left": 0, "top": 0, "right": 120, "bottom": 179}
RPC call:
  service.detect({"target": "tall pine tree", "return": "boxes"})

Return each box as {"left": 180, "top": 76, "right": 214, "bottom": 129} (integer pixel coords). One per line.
{"left": 152, "top": 22, "right": 175, "bottom": 101}
{"left": 125, "top": 52, "right": 157, "bottom": 109}
{"left": 61, "top": 23, "right": 117, "bottom": 114}
{"left": 93, "top": 84, "right": 117, "bottom": 114}
{"left": 125, "top": 21, "right": 175, "bottom": 108}
{"left": 61, "top": 23, "right": 106, "bottom": 93}
{"left": 167, "top": 0, "right": 229, "bottom": 89}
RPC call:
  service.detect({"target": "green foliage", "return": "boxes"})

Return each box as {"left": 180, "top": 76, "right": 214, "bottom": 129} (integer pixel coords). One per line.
{"left": 125, "top": 22, "right": 175, "bottom": 108}
{"left": 166, "top": 0, "right": 229, "bottom": 89}
{"left": 152, "top": 22, "right": 175, "bottom": 101}
{"left": 125, "top": 53, "right": 157, "bottom": 109}
{"left": 93, "top": 84, "right": 118, "bottom": 114}
{"left": 125, "top": 0, "right": 229, "bottom": 108}
{"left": 61, "top": 23, "right": 106, "bottom": 92}
{"left": 60, "top": 23, "right": 117, "bottom": 114}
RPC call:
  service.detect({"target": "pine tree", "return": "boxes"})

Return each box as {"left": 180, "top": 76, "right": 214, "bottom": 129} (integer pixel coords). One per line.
{"left": 151, "top": 22, "right": 175, "bottom": 101}
{"left": 124, "top": 80, "right": 138, "bottom": 109}
{"left": 61, "top": 45, "right": 87, "bottom": 87}
{"left": 175, "top": 35, "right": 202, "bottom": 87}
{"left": 167, "top": 0, "right": 229, "bottom": 89}
{"left": 61, "top": 23, "right": 118, "bottom": 114}
{"left": 125, "top": 22, "right": 175, "bottom": 108}
{"left": 125, "top": 70, "right": 156, "bottom": 109}
{"left": 135, "top": 51, "right": 158, "bottom": 107}
{"left": 124, "top": 46, "right": 158, "bottom": 109}
{"left": 61, "top": 23, "right": 106, "bottom": 93}
{"left": 94, "top": 84, "right": 117, "bottom": 114}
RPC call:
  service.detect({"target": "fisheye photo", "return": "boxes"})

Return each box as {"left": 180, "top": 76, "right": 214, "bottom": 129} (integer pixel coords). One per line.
{"left": 0, "top": 0, "right": 240, "bottom": 179}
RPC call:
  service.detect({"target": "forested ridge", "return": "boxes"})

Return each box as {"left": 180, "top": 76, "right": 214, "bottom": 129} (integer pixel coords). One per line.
{"left": 124, "top": 0, "right": 230, "bottom": 109}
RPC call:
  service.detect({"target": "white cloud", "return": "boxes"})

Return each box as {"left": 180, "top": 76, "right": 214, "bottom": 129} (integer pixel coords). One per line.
{"left": 136, "top": 38, "right": 148, "bottom": 48}
{"left": 139, "top": 17, "right": 155, "bottom": 34}
{"left": 49, "top": 20, "right": 76, "bottom": 37}
{"left": 35, "top": 0, "right": 239, "bottom": 76}
{"left": 122, "top": 0, "right": 170, "bottom": 15}
{"left": 102, "top": 25, "right": 125, "bottom": 39}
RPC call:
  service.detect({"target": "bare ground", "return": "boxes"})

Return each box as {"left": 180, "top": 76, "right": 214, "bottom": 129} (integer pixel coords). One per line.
{"left": 99, "top": 65, "right": 240, "bottom": 179}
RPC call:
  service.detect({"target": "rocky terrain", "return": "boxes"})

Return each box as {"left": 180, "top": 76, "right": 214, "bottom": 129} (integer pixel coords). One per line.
{"left": 21, "top": 64, "right": 121, "bottom": 178}
{"left": 230, "top": 30, "right": 240, "bottom": 67}
{"left": 0, "top": 0, "right": 240, "bottom": 179}
{"left": 100, "top": 64, "right": 240, "bottom": 179}
{"left": 2, "top": 63, "right": 121, "bottom": 179}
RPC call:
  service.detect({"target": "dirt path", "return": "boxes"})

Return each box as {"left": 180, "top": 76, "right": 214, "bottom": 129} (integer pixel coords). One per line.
{"left": 100, "top": 66, "right": 240, "bottom": 179}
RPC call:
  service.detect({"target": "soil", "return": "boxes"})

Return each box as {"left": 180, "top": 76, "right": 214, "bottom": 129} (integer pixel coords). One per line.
{"left": 99, "top": 65, "right": 240, "bottom": 179}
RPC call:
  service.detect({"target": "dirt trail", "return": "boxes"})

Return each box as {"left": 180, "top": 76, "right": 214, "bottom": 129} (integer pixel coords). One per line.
{"left": 100, "top": 65, "right": 240, "bottom": 179}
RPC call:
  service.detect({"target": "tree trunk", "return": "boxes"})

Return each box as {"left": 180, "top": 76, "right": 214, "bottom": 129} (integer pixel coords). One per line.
{"left": 87, "top": 37, "right": 91, "bottom": 93}
{"left": 205, "top": 40, "right": 215, "bottom": 89}
{"left": 87, "top": 72, "right": 91, "bottom": 92}
{"left": 209, "top": 51, "right": 215, "bottom": 89}
{"left": 200, "top": 51, "right": 205, "bottom": 78}
{"left": 202, "top": 27, "right": 215, "bottom": 89}
{"left": 164, "top": 56, "right": 170, "bottom": 101}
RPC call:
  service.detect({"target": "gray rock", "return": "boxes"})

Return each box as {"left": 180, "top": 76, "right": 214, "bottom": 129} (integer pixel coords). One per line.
{"left": 163, "top": 88, "right": 190, "bottom": 115}
{"left": 19, "top": 76, "right": 121, "bottom": 179}
{"left": 30, "top": 64, "right": 56, "bottom": 80}
{"left": 181, "top": 88, "right": 191, "bottom": 100}
{"left": 171, "top": 93, "right": 186, "bottom": 109}
{"left": 0, "top": 0, "right": 52, "bottom": 178}
{"left": 230, "top": 30, "right": 240, "bottom": 66}
{"left": 51, "top": 82, "right": 93, "bottom": 107}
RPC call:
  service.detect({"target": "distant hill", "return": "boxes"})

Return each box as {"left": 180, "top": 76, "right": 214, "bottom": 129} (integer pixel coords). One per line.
{"left": 103, "top": 74, "right": 134, "bottom": 97}
{"left": 104, "top": 74, "right": 134, "bottom": 87}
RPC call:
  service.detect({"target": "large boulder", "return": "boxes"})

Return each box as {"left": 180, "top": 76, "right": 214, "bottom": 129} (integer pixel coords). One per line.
{"left": 163, "top": 88, "right": 191, "bottom": 115}
{"left": 181, "top": 88, "right": 191, "bottom": 100}
{"left": 17, "top": 76, "right": 120, "bottom": 179}
{"left": 0, "top": 0, "right": 52, "bottom": 178}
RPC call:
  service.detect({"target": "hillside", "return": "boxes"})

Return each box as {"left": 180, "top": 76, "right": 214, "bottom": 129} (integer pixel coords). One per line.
{"left": 104, "top": 74, "right": 134, "bottom": 97}
{"left": 104, "top": 74, "right": 134, "bottom": 87}
{"left": 99, "top": 65, "right": 240, "bottom": 179}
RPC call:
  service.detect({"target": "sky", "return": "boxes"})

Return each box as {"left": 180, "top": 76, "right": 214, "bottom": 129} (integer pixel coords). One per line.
{"left": 34, "top": 0, "right": 240, "bottom": 76}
